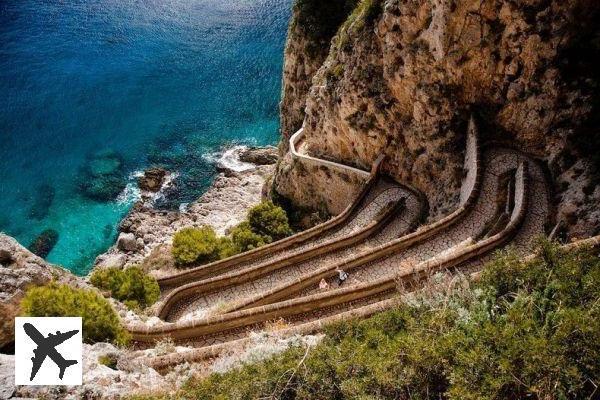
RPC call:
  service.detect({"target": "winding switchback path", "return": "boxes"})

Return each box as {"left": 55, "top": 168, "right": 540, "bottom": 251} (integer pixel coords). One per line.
{"left": 125, "top": 118, "right": 556, "bottom": 366}
{"left": 162, "top": 177, "right": 422, "bottom": 321}
{"left": 156, "top": 154, "right": 385, "bottom": 291}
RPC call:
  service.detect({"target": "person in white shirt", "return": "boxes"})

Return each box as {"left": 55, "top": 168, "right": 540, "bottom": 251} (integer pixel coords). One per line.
{"left": 319, "top": 278, "right": 329, "bottom": 290}
{"left": 336, "top": 269, "right": 348, "bottom": 286}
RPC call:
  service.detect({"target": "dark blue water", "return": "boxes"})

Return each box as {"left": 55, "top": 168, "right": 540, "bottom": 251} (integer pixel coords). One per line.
{"left": 0, "top": 0, "right": 292, "bottom": 274}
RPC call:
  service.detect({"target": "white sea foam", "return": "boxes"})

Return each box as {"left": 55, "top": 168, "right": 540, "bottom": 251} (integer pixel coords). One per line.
{"left": 116, "top": 170, "right": 179, "bottom": 206}
{"left": 203, "top": 145, "right": 255, "bottom": 172}
{"left": 179, "top": 203, "right": 189, "bottom": 213}
{"left": 117, "top": 182, "right": 142, "bottom": 205}
{"left": 151, "top": 171, "right": 179, "bottom": 205}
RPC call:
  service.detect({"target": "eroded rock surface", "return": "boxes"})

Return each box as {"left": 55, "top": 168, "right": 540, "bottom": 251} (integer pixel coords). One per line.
{"left": 238, "top": 146, "right": 278, "bottom": 165}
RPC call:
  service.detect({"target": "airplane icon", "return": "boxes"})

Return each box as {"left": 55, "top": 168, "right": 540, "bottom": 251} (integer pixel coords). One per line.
{"left": 23, "top": 322, "right": 79, "bottom": 381}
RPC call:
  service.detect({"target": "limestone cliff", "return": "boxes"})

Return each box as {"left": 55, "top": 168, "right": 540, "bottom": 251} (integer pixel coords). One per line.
{"left": 275, "top": 0, "right": 600, "bottom": 238}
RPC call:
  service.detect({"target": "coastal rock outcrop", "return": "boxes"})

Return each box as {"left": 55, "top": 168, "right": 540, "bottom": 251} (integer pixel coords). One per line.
{"left": 275, "top": 0, "right": 600, "bottom": 238}
{"left": 138, "top": 168, "right": 167, "bottom": 192}
{"left": 96, "top": 157, "right": 275, "bottom": 272}
{"left": 117, "top": 232, "right": 139, "bottom": 252}
{"left": 0, "top": 234, "right": 85, "bottom": 348}
{"left": 238, "top": 146, "right": 278, "bottom": 165}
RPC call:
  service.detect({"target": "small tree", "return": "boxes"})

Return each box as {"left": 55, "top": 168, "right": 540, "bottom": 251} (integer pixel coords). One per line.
{"left": 20, "top": 283, "right": 129, "bottom": 345}
{"left": 231, "top": 221, "right": 269, "bottom": 252}
{"left": 90, "top": 266, "right": 160, "bottom": 310}
{"left": 172, "top": 226, "right": 221, "bottom": 267}
{"left": 247, "top": 201, "right": 293, "bottom": 242}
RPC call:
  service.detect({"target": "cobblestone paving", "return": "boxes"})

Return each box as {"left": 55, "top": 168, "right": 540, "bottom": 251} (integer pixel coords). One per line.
{"left": 198, "top": 177, "right": 399, "bottom": 280}
{"left": 294, "top": 149, "right": 549, "bottom": 299}
{"left": 168, "top": 178, "right": 421, "bottom": 322}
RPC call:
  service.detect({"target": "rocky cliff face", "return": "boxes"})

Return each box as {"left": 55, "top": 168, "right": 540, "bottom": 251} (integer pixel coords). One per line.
{"left": 275, "top": 0, "right": 600, "bottom": 238}
{"left": 0, "top": 234, "right": 87, "bottom": 348}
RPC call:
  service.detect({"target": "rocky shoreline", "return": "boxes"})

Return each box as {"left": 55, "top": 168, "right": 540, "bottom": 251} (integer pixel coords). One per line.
{"left": 94, "top": 146, "right": 277, "bottom": 277}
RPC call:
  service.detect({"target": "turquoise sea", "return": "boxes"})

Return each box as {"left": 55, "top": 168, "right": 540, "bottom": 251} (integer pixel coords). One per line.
{"left": 0, "top": 0, "right": 292, "bottom": 275}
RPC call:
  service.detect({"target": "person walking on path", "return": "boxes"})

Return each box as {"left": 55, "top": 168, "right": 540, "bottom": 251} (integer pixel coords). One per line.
{"left": 319, "top": 278, "right": 329, "bottom": 291}
{"left": 336, "top": 269, "right": 349, "bottom": 286}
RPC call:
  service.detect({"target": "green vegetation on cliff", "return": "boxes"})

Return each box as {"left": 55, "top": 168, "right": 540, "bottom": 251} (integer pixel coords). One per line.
{"left": 138, "top": 240, "right": 600, "bottom": 399}
{"left": 172, "top": 201, "right": 293, "bottom": 267}
{"left": 90, "top": 266, "right": 160, "bottom": 310}
{"left": 172, "top": 226, "right": 225, "bottom": 266}
{"left": 20, "top": 283, "right": 129, "bottom": 345}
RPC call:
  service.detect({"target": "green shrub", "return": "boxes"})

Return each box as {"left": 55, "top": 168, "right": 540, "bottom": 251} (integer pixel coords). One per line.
{"left": 230, "top": 221, "right": 269, "bottom": 252}
{"left": 90, "top": 266, "right": 159, "bottom": 310}
{"left": 172, "top": 226, "right": 221, "bottom": 266}
{"left": 135, "top": 240, "right": 600, "bottom": 399}
{"left": 217, "top": 236, "right": 237, "bottom": 259}
{"left": 20, "top": 283, "right": 129, "bottom": 346}
{"left": 98, "top": 354, "right": 118, "bottom": 370}
{"left": 169, "top": 203, "right": 292, "bottom": 267}
{"left": 246, "top": 201, "right": 292, "bottom": 242}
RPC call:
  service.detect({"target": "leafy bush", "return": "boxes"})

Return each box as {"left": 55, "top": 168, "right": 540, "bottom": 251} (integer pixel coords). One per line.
{"left": 230, "top": 221, "right": 269, "bottom": 252}
{"left": 172, "top": 226, "right": 221, "bottom": 266}
{"left": 170, "top": 202, "right": 292, "bottom": 267}
{"left": 20, "top": 283, "right": 129, "bottom": 346}
{"left": 217, "top": 236, "right": 238, "bottom": 259}
{"left": 137, "top": 240, "right": 600, "bottom": 399}
{"left": 90, "top": 266, "right": 159, "bottom": 310}
{"left": 246, "top": 201, "right": 292, "bottom": 242}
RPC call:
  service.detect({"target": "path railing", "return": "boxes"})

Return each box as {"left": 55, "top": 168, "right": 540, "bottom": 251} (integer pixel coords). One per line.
{"left": 290, "top": 127, "right": 371, "bottom": 178}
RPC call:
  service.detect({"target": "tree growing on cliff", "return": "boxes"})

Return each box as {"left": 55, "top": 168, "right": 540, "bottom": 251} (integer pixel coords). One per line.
{"left": 20, "top": 283, "right": 129, "bottom": 345}
{"left": 90, "top": 266, "right": 160, "bottom": 310}
{"left": 172, "top": 226, "right": 222, "bottom": 266}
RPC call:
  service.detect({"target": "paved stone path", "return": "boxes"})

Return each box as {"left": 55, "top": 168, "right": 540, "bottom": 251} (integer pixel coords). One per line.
{"left": 166, "top": 177, "right": 421, "bottom": 321}
{"left": 294, "top": 148, "right": 550, "bottom": 297}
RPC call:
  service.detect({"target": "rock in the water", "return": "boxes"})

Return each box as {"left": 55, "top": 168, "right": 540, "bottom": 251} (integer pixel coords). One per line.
{"left": 239, "top": 146, "right": 278, "bottom": 165}
{"left": 28, "top": 229, "right": 59, "bottom": 259}
{"left": 138, "top": 167, "right": 167, "bottom": 192}
{"left": 28, "top": 183, "right": 55, "bottom": 221}
{"left": 0, "top": 233, "right": 85, "bottom": 348}
{"left": 78, "top": 150, "right": 127, "bottom": 202}
{"left": 117, "top": 232, "right": 138, "bottom": 252}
